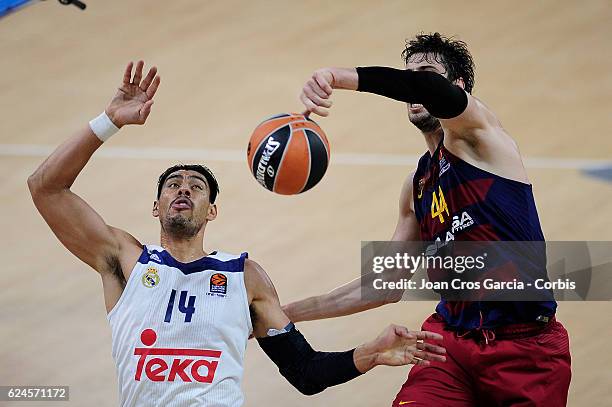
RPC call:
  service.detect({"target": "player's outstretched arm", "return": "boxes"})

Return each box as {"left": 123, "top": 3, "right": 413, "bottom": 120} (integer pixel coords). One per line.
{"left": 28, "top": 61, "right": 160, "bottom": 299}
{"left": 245, "top": 259, "right": 445, "bottom": 395}
{"left": 299, "top": 66, "right": 497, "bottom": 137}
{"left": 283, "top": 173, "right": 419, "bottom": 322}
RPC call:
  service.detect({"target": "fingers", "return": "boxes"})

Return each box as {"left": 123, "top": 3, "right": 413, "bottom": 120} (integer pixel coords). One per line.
{"left": 303, "top": 83, "right": 333, "bottom": 109}
{"left": 313, "top": 70, "right": 333, "bottom": 94}
{"left": 132, "top": 60, "right": 144, "bottom": 85}
{"left": 413, "top": 350, "right": 446, "bottom": 363}
{"left": 300, "top": 92, "right": 329, "bottom": 117}
{"left": 416, "top": 342, "right": 446, "bottom": 355}
{"left": 394, "top": 325, "right": 416, "bottom": 340}
{"left": 389, "top": 325, "right": 443, "bottom": 342}
{"left": 413, "top": 331, "right": 444, "bottom": 341}
{"left": 307, "top": 78, "right": 330, "bottom": 99}
{"left": 146, "top": 75, "right": 161, "bottom": 99}
{"left": 123, "top": 62, "right": 134, "bottom": 85}
{"left": 140, "top": 66, "right": 158, "bottom": 91}
{"left": 138, "top": 100, "right": 154, "bottom": 123}
{"left": 299, "top": 70, "right": 334, "bottom": 117}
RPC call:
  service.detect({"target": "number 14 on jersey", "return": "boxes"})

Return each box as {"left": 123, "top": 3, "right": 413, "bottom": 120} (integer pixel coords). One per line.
{"left": 164, "top": 289, "right": 196, "bottom": 323}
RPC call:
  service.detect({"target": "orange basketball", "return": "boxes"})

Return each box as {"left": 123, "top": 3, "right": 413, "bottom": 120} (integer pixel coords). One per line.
{"left": 247, "top": 113, "right": 330, "bottom": 195}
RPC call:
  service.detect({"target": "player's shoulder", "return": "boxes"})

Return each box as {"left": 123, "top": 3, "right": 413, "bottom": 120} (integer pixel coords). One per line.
{"left": 109, "top": 226, "right": 143, "bottom": 253}
{"left": 243, "top": 258, "right": 266, "bottom": 279}
{"left": 243, "top": 258, "right": 277, "bottom": 298}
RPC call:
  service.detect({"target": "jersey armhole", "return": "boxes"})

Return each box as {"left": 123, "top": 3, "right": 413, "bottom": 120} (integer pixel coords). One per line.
{"left": 239, "top": 252, "right": 253, "bottom": 335}
{"left": 107, "top": 245, "right": 147, "bottom": 320}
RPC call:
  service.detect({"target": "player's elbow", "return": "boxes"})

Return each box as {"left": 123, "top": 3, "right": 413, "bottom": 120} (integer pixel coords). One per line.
{"left": 27, "top": 172, "right": 43, "bottom": 198}
{"left": 383, "top": 294, "right": 402, "bottom": 305}
{"left": 286, "top": 377, "right": 325, "bottom": 395}
{"left": 297, "top": 386, "right": 324, "bottom": 396}
{"left": 27, "top": 169, "right": 66, "bottom": 199}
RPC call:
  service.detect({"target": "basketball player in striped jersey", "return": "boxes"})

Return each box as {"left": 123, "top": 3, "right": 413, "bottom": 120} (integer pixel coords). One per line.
{"left": 286, "top": 33, "right": 571, "bottom": 406}
{"left": 27, "top": 61, "right": 446, "bottom": 407}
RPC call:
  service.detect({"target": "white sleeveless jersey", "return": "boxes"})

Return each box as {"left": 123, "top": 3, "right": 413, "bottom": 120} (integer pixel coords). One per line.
{"left": 107, "top": 245, "right": 252, "bottom": 407}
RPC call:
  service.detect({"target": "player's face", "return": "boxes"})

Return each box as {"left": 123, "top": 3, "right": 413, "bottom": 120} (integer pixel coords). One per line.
{"left": 405, "top": 52, "right": 448, "bottom": 133}
{"left": 153, "top": 170, "right": 216, "bottom": 237}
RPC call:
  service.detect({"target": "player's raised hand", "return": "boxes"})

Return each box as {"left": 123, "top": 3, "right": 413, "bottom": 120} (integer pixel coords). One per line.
{"left": 355, "top": 324, "right": 446, "bottom": 372}
{"left": 106, "top": 61, "right": 161, "bottom": 128}
{"left": 300, "top": 68, "right": 335, "bottom": 117}
{"left": 300, "top": 67, "right": 360, "bottom": 118}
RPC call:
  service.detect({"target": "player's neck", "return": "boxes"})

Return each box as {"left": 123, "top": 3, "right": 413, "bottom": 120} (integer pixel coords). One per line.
{"left": 421, "top": 127, "right": 444, "bottom": 156}
{"left": 160, "top": 229, "right": 208, "bottom": 263}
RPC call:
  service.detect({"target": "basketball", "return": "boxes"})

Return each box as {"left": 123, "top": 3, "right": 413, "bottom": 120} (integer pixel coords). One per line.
{"left": 247, "top": 113, "right": 330, "bottom": 195}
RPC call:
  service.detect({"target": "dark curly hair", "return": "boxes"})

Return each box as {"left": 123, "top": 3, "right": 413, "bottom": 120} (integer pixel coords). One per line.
{"left": 157, "top": 164, "right": 219, "bottom": 203}
{"left": 402, "top": 32, "right": 475, "bottom": 93}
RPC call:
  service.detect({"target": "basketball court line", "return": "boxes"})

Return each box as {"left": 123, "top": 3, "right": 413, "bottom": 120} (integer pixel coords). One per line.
{"left": 1, "top": 143, "right": 611, "bottom": 171}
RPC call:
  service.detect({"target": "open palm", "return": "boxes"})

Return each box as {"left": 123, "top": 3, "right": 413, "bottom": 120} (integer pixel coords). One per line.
{"left": 374, "top": 324, "right": 446, "bottom": 367}
{"left": 106, "top": 61, "right": 161, "bottom": 127}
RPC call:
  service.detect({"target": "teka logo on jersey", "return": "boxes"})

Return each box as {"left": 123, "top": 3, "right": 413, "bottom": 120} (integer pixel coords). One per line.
{"left": 134, "top": 329, "right": 222, "bottom": 383}
{"left": 256, "top": 137, "right": 281, "bottom": 186}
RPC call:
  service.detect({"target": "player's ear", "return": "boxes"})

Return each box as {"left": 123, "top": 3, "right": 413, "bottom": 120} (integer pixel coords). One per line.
{"left": 206, "top": 203, "right": 217, "bottom": 221}
{"left": 152, "top": 200, "right": 159, "bottom": 218}
{"left": 454, "top": 77, "right": 465, "bottom": 90}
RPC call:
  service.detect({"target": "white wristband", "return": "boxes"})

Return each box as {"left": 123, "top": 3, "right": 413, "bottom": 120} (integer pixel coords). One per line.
{"left": 89, "top": 111, "right": 119, "bottom": 142}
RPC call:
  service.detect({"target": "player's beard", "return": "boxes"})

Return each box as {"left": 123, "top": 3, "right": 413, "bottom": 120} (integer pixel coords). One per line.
{"left": 409, "top": 109, "right": 441, "bottom": 133}
{"left": 163, "top": 213, "right": 200, "bottom": 238}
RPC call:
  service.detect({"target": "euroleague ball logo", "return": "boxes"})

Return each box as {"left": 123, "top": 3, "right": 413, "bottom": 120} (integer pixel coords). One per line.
{"left": 209, "top": 273, "right": 227, "bottom": 295}
{"left": 255, "top": 137, "right": 280, "bottom": 187}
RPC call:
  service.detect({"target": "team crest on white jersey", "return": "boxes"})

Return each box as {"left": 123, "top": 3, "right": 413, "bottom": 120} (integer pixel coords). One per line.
{"left": 142, "top": 267, "right": 160, "bottom": 288}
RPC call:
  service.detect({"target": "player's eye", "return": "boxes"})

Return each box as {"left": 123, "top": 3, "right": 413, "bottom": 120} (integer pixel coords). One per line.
{"left": 168, "top": 182, "right": 179, "bottom": 188}
{"left": 192, "top": 184, "right": 203, "bottom": 191}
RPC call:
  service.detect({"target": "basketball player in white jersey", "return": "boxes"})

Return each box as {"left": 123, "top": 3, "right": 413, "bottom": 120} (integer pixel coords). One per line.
{"left": 28, "top": 61, "right": 446, "bottom": 407}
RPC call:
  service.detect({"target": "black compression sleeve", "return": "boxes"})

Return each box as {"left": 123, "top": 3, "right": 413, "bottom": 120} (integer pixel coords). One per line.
{"left": 257, "top": 325, "right": 363, "bottom": 395}
{"left": 356, "top": 66, "right": 468, "bottom": 119}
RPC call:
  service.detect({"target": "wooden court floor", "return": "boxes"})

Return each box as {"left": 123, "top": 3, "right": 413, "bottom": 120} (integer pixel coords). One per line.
{"left": 1, "top": 1, "right": 611, "bottom": 405}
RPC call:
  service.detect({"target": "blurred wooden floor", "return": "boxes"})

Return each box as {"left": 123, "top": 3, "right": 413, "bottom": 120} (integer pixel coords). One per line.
{"left": 1, "top": 0, "right": 611, "bottom": 406}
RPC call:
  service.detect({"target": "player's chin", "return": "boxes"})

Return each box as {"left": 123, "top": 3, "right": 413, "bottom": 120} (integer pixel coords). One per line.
{"left": 167, "top": 212, "right": 190, "bottom": 222}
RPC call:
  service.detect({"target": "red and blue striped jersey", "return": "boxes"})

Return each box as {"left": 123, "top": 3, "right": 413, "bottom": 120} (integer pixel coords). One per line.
{"left": 412, "top": 140, "right": 556, "bottom": 329}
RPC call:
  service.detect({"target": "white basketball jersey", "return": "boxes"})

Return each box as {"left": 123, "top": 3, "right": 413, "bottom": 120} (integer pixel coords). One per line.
{"left": 107, "top": 245, "right": 252, "bottom": 407}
